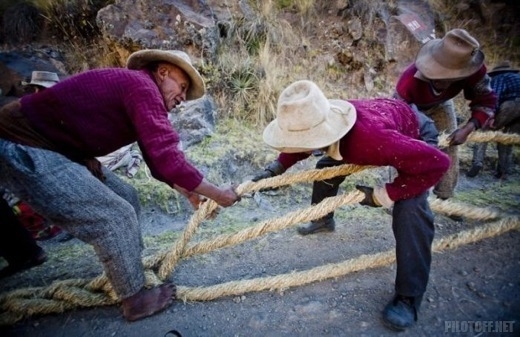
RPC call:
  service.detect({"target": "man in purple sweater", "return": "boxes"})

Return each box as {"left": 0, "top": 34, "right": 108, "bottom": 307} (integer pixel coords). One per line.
{"left": 394, "top": 28, "right": 496, "bottom": 202}
{"left": 0, "top": 49, "right": 239, "bottom": 321}
{"left": 253, "top": 80, "right": 450, "bottom": 330}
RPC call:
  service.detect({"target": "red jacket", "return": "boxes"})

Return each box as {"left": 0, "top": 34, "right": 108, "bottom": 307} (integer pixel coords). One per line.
{"left": 277, "top": 98, "right": 450, "bottom": 202}
{"left": 20, "top": 68, "right": 203, "bottom": 191}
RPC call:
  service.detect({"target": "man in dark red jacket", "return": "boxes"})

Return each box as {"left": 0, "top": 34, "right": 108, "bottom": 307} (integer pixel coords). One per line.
{"left": 0, "top": 49, "right": 240, "bottom": 321}
{"left": 254, "top": 80, "right": 450, "bottom": 330}
{"left": 394, "top": 28, "right": 496, "bottom": 202}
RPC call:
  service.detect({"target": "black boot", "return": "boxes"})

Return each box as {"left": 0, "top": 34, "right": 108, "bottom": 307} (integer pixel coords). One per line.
{"left": 466, "top": 165, "right": 482, "bottom": 178}
{"left": 297, "top": 218, "right": 335, "bottom": 235}
{"left": 382, "top": 295, "right": 420, "bottom": 331}
{"left": 0, "top": 246, "right": 47, "bottom": 279}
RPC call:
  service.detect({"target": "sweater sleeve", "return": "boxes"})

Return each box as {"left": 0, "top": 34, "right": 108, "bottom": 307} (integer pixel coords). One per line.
{"left": 277, "top": 152, "right": 311, "bottom": 170}
{"left": 378, "top": 130, "right": 450, "bottom": 201}
{"left": 123, "top": 78, "right": 203, "bottom": 191}
{"left": 463, "top": 66, "right": 497, "bottom": 127}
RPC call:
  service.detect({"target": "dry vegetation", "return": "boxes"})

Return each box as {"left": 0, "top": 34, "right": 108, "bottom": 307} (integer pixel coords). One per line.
{"left": 1, "top": 0, "right": 519, "bottom": 210}
{"left": 2, "top": 0, "right": 518, "bottom": 125}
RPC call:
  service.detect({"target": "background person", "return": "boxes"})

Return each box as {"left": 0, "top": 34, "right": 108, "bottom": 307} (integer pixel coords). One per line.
{"left": 394, "top": 28, "right": 496, "bottom": 203}
{"left": 467, "top": 61, "right": 520, "bottom": 179}
{"left": 2, "top": 70, "right": 72, "bottom": 241}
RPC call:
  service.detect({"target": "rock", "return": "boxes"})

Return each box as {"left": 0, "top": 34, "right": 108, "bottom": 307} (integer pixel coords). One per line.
{"left": 169, "top": 95, "right": 216, "bottom": 148}
{"left": 96, "top": 0, "right": 220, "bottom": 63}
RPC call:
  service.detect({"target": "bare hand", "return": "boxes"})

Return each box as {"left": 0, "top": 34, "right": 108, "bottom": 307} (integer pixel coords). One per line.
{"left": 174, "top": 184, "right": 204, "bottom": 210}
{"left": 215, "top": 185, "right": 240, "bottom": 207}
{"left": 448, "top": 123, "right": 474, "bottom": 146}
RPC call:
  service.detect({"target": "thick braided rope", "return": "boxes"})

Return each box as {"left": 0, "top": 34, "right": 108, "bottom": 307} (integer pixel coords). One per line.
{"left": 144, "top": 164, "right": 371, "bottom": 274}
{"left": 176, "top": 217, "right": 520, "bottom": 301}
{"left": 0, "top": 164, "right": 368, "bottom": 325}
{"left": 439, "top": 130, "right": 520, "bottom": 148}
{"left": 429, "top": 198, "right": 504, "bottom": 220}
{"left": 182, "top": 191, "right": 364, "bottom": 259}
{"left": 1, "top": 162, "right": 518, "bottom": 325}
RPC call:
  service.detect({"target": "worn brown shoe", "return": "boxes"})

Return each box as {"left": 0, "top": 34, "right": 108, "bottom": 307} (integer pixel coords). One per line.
{"left": 297, "top": 218, "right": 335, "bottom": 235}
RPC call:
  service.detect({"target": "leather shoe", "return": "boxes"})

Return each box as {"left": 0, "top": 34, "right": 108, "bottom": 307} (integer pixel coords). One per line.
{"left": 297, "top": 218, "right": 335, "bottom": 235}
{"left": 466, "top": 165, "right": 482, "bottom": 178}
{"left": 382, "top": 295, "right": 418, "bottom": 331}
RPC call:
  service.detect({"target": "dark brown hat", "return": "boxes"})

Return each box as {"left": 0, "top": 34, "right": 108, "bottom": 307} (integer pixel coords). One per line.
{"left": 488, "top": 61, "right": 519, "bottom": 75}
{"left": 415, "top": 29, "right": 484, "bottom": 80}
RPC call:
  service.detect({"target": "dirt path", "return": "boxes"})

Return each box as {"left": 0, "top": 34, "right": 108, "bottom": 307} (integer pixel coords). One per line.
{"left": 1, "top": 160, "right": 519, "bottom": 337}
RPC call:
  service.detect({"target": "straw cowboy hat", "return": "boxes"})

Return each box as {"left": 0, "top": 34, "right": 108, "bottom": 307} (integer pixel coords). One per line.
{"left": 22, "top": 71, "right": 60, "bottom": 88}
{"left": 263, "top": 80, "right": 357, "bottom": 160}
{"left": 126, "top": 49, "right": 205, "bottom": 100}
{"left": 488, "top": 60, "right": 519, "bottom": 75}
{"left": 415, "top": 28, "right": 484, "bottom": 80}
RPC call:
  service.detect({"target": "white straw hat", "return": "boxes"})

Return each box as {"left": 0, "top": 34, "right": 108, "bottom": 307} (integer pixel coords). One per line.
{"left": 22, "top": 71, "right": 60, "bottom": 88}
{"left": 126, "top": 49, "right": 205, "bottom": 100}
{"left": 263, "top": 80, "right": 356, "bottom": 156}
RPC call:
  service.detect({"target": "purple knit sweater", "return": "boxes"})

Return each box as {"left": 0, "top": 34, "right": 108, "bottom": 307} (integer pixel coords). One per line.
{"left": 20, "top": 68, "right": 203, "bottom": 191}
{"left": 396, "top": 63, "right": 497, "bottom": 127}
{"left": 277, "top": 98, "right": 450, "bottom": 202}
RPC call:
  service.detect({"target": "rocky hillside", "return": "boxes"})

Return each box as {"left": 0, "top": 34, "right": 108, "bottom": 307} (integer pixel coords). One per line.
{"left": 0, "top": 0, "right": 519, "bottom": 212}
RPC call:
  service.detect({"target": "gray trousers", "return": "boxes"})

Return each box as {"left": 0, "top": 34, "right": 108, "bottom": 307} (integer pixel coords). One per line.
{"left": 471, "top": 99, "right": 520, "bottom": 175}
{"left": 0, "top": 139, "right": 145, "bottom": 299}
{"left": 422, "top": 100, "right": 458, "bottom": 199}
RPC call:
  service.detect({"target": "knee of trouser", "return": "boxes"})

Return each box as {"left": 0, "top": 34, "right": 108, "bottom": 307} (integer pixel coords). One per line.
{"left": 126, "top": 185, "right": 141, "bottom": 215}
{"left": 419, "top": 117, "right": 440, "bottom": 146}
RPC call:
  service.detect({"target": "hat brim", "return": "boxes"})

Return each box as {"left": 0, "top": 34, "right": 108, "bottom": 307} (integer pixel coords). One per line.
{"left": 488, "top": 68, "right": 520, "bottom": 75}
{"left": 126, "top": 50, "right": 205, "bottom": 101}
{"left": 415, "top": 39, "right": 484, "bottom": 80}
{"left": 263, "top": 99, "right": 357, "bottom": 152}
{"left": 23, "top": 80, "right": 57, "bottom": 88}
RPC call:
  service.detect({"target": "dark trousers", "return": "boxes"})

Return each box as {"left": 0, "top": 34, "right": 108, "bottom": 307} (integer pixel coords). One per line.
{"left": 0, "top": 197, "right": 41, "bottom": 265}
{"left": 311, "top": 155, "right": 435, "bottom": 300}
{"left": 392, "top": 190, "right": 434, "bottom": 299}
{"left": 311, "top": 156, "right": 347, "bottom": 220}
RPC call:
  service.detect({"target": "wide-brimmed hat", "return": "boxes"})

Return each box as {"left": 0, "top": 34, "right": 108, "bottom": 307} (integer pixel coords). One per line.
{"left": 263, "top": 80, "right": 357, "bottom": 157}
{"left": 415, "top": 28, "right": 484, "bottom": 80}
{"left": 488, "top": 61, "right": 519, "bottom": 75}
{"left": 22, "top": 71, "right": 59, "bottom": 88}
{"left": 126, "top": 49, "right": 205, "bottom": 100}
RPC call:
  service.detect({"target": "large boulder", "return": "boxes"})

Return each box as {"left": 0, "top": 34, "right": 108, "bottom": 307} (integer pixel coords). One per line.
{"left": 168, "top": 95, "right": 216, "bottom": 149}
{"left": 96, "top": 0, "right": 220, "bottom": 64}
{"left": 383, "top": 0, "right": 436, "bottom": 79}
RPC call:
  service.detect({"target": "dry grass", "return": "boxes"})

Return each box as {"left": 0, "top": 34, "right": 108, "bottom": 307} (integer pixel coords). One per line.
{"left": 28, "top": 0, "right": 116, "bottom": 72}
{"left": 2, "top": 0, "right": 519, "bottom": 121}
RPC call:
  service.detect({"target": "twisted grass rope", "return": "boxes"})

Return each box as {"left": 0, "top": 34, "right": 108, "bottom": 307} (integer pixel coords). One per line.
{"left": 439, "top": 130, "right": 520, "bottom": 148}
{"left": 176, "top": 217, "right": 520, "bottom": 302}
{"left": 1, "top": 160, "right": 518, "bottom": 326}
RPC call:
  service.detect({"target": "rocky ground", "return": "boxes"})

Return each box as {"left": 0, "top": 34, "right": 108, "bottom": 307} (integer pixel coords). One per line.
{"left": 0, "top": 144, "right": 519, "bottom": 337}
